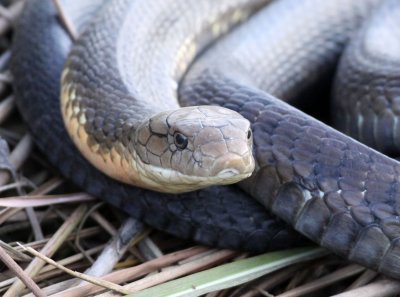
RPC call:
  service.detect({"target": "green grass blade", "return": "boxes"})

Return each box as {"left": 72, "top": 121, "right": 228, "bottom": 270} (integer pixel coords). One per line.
{"left": 131, "top": 246, "right": 328, "bottom": 297}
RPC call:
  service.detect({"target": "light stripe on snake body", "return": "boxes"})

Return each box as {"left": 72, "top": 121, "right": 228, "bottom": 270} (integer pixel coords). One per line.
{"left": 12, "top": 0, "right": 400, "bottom": 280}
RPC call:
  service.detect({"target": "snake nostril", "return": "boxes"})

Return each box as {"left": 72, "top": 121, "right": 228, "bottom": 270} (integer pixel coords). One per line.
{"left": 212, "top": 153, "right": 252, "bottom": 177}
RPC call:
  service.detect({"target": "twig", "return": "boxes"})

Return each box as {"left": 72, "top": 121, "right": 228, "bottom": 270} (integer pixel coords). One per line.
{"left": 75, "top": 202, "right": 105, "bottom": 263}
{"left": 104, "top": 249, "right": 239, "bottom": 296}
{"left": 0, "top": 239, "right": 31, "bottom": 262}
{"left": 0, "top": 95, "right": 15, "bottom": 124}
{"left": 2, "top": 245, "right": 106, "bottom": 295}
{"left": 0, "top": 71, "right": 12, "bottom": 83}
{"left": 332, "top": 279, "right": 400, "bottom": 297}
{"left": 276, "top": 264, "right": 365, "bottom": 297}
{"left": 84, "top": 217, "right": 145, "bottom": 278}
{"left": 52, "top": 0, "right": 78, "bottom": 40}
{"left": 14, "top": 226, "right": 102, "bottom": 254}
{"left": 0, "top": 179, "right": 35, "bottom": 193}
{"left": 18, "top": 244, "right": 131, "bottom": 295}
{"left": 0, "top": 133, "right": 33, "bottom": 186}
{"left": 25, "top": 207, "right": 44, "bottom": 241}
{"left": 9, "top": 133, "right": 34, "bottom": 169}
{"left": 0, "top": 193, "right": 96, "bottom": 208}
{"left": 0, "top": 49, "right": 11, "bottom": 70}
{"left": 0, "top": 246, "right": 46, "bottom": 297}
{"left": 3, "top": 204, "right": 88, "bottom": 297}
{"left": 90, "top": 210, "right": 117, "bottom": 236}
{"left": 138, "top": 237, "right": 163, "bottom": 261}
{"left": 234, "top": 264, "right": 304, "bottom": 297}
{"left": 0, "top": 5, "right": 12, "bottom": 22}
{"left": 346, "top": 270, "right": 377, "bottom": 290}
{"left": 0, "top": 0, "right": 24, "bottom": 36}
{"left": 49, "top": 246, "right": 209, "bottom": 297}
{"left": 0, "top": 177, "right": 65, "bottom": 225}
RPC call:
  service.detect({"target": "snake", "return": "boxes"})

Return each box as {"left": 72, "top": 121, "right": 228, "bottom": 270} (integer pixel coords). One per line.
{"left": 12, "top": 0, "right": 304, "bottom": 254}
{"left": 11, "top": 0, "right": 400, "bottom": 279}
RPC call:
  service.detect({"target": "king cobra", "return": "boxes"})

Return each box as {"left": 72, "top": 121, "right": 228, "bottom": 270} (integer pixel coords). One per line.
{"left": 11, "top": 0, "right": 400, "bottom": 279}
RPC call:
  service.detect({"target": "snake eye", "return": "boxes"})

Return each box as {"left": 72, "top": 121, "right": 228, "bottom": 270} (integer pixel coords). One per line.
{"left": 247, "top": 129, "right": 252, "bottom": 140}
{"left": 174, "top": 132, "right": 188, "bottom": 149}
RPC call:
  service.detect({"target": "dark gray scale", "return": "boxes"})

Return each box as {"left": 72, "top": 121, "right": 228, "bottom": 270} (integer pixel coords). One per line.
{"left": 181, "top": 67, "right": 400, "bottom": 278}
{"left": 332, "top": 0, "right": 400, "bottom": 156}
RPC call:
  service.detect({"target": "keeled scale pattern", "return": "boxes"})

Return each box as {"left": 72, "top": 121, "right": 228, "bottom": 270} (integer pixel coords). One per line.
{"left": 333, "top": 0, "right": 400, "bottom": 156}
{"left": 181, "top": 69, "right": 400, "bottom": 278}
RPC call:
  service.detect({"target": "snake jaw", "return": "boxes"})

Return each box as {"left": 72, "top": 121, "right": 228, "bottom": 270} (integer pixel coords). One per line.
{"left": 213, "top": 151, "right": 255, "bottom": 177}
{"left": 217, "top": 168, "right": 239, "bottom": 177}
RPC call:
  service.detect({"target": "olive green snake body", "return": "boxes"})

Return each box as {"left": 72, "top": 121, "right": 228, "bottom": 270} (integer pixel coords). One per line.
{"left": 11, "top": 0, "right": 400, "bottom": 279}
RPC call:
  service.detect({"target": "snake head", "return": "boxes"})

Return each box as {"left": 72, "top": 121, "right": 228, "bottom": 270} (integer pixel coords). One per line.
{"left": 134, "top": 106, "right": 255, "bottom": 193}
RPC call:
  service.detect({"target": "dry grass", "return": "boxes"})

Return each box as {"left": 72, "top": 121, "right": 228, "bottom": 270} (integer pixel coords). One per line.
{"left": 0, "top": 0, "right": 399, "bottom": 296}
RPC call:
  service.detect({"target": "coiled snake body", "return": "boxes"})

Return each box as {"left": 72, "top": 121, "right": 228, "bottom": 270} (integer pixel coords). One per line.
{"left": 12, "top": 0, "right": 400, "bottom": 279}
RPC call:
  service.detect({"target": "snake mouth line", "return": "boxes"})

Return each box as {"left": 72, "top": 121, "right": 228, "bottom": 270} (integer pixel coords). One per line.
{"left": 217, "top": 168, "right": 240, "bottom": 178}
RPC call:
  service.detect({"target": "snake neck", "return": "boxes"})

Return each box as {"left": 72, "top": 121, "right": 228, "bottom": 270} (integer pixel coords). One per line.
{"left": 60, "top": 0, "right": 265, "bottom": 192}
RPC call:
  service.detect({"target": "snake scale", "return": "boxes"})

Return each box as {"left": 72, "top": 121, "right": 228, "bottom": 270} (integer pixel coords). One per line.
{"left": 11, "top": 0, "right": 400, "bottom": 279}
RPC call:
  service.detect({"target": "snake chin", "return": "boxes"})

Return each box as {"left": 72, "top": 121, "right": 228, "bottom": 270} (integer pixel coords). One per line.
{"left": 135, "top": 161, "right": 254, "bottom": 194}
